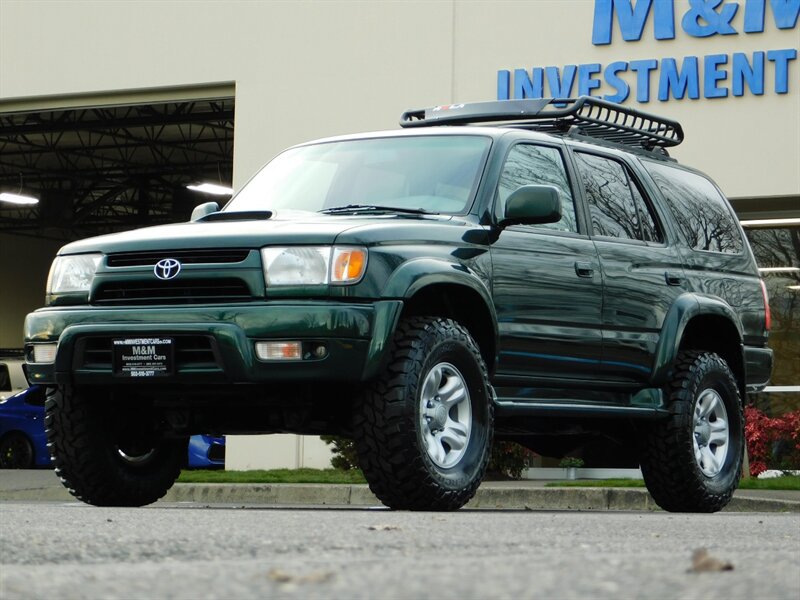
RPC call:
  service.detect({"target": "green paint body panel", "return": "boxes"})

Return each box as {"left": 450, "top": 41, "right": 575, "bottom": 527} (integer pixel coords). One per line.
{"left": 25, "top": 300, "right": 403, "bottom": 386}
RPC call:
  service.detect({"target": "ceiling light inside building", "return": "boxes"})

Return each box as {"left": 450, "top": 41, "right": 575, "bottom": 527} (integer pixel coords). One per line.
{"left": 740, "top": 217, "right": 800, "bottom": 227}
{"left": 186, "top": 183, "right": 234, "bottom": 196}
{"left": 0, "top": 192, "right": 39, "bottom": 205}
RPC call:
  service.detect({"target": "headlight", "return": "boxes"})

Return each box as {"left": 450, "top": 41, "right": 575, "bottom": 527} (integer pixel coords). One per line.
{"left": 47, "top": 253, "right": 103, "bottom": 294}
{"left": 261, "top": 246, "right": 367, "bottom": 286}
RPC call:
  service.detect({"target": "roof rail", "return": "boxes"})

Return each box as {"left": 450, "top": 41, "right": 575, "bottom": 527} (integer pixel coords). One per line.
{"left": 400, "top": 97, "right": 684, "bottom": 151}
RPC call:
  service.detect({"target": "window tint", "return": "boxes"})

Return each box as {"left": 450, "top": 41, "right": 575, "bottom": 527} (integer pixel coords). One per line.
{"left": 644, "top": 161, "right": 743, "bottom": 253}
{"left": 574, "top": 152, "right": 662, "bottom": 242}
{"left": 0, "top": 365, "right": 9, "bottom": 391}
{"left": 629, "top": 180, "right": 662, "bottom": 243}
{"left": 497, "top": 144, "right": 578, "bottom": 233}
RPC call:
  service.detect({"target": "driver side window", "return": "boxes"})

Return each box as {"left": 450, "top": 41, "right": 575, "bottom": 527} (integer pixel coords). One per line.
{"left": 497, "top": 144, "right": 578, "bottom": 233}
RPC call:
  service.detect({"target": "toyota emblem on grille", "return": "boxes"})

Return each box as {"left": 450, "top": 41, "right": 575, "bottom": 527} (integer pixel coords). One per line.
{"left": 154, "top": 258, "right": 181, "bottom": 280}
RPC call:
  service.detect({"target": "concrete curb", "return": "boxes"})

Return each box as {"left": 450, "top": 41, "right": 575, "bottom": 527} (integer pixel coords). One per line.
{"left": 3, "top": 482, "right": 796, "bottom": 512}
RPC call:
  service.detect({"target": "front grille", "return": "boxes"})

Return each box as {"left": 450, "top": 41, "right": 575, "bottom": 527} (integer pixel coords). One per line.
{"left": 107, "top": 249, "right": 250, "bottom": 267}
{"left": 94, "top": 278, "right": 251, "bottom": 305}
{"left": 78, "top": 335, "right": 219, "bottom": 370}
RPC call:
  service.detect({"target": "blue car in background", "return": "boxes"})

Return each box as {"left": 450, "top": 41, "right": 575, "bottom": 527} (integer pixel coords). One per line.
{"left": 0, "top": 385, "right": 224, "bottom": 469}
{"left": 188, "top": 434, "right": 226, "bottom": 469}
{"left": 0, "top": 385, "right": 50, "bottom": 469}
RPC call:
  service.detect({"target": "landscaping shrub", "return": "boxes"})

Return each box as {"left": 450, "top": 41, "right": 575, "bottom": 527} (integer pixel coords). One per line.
{"left": 744, "top": 406, "right": 800, "bottom": 476}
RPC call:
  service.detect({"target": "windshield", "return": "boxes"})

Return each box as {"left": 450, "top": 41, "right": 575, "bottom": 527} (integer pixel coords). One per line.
{"left": 226, "top": 135, "right": 491, "bottom": 215}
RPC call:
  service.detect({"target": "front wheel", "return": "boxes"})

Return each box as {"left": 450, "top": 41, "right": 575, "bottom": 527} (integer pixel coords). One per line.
{"left": 639, "top": 351, "right": 744, "bottom": 512}
{"left": 353, "top": 317, "right": 493, "bottom": 510}
{"left": 46, "top": 386, "right": 186, "bottom": 506}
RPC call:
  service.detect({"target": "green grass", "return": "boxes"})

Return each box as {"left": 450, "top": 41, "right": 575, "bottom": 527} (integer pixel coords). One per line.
{"left": 546, "top": 475, "right": 800, "bottom": 490}
{"left": 177, "top": 469, "right": 799, "bottom": 490}
{"left": 178, "top": 468, "right": 366, "bottom": 484}
{"left": 546, "top": 478, "right": 646, "bottom": 488}
{"left": 738, "top": 475, "right": 800, "bottom": 490}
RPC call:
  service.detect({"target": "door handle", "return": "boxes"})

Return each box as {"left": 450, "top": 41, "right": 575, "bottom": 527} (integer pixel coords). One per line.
{"left": 665, "top": 271, "right": 684, "bottom": 286}
{"left": 575, "top": 261, "right": 595, "bottom": 278}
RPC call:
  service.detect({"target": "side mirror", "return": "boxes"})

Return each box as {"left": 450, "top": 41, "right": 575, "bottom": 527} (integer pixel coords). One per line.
{"left": 190, "top": 202, "right": 220, "bottom": 222}
{"left": 499, "top": 185, "right": 562, "bottom": 228}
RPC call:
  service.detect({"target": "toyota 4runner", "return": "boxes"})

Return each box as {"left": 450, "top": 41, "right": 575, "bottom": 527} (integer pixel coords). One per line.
{"left": 24, "top": 97, "right": 773, "bottom": 511}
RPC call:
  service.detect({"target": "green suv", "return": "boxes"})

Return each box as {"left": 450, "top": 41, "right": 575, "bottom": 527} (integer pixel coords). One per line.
{"left": 24, "top": 97, "right": 772, "bottom": 512}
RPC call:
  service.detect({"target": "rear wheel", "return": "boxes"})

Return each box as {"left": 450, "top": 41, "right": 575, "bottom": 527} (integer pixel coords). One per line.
{"left": 640, "top": 351, "right": 744, "bottom": 512}
{"left": 46, "top": 386, "right": 186, "bottom": 506}
{"left": 353, "top": 316, "right": 493, "bottom": 510}
{"left": 0, "top": 432, "right": 35, "bottom": 469}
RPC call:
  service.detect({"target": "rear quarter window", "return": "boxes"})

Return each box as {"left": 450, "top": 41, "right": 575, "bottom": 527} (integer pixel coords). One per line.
{"left": 643, "top": 161, "right": 743, "bottom": 254}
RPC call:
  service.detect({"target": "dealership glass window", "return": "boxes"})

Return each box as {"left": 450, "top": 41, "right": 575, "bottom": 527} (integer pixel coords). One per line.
{"left": 496, "top": 144, "right": 578, "bottom": 233}
{"left": 745, "top": 225, "right": 799, "bottom": 414}
{"left": 573, "top": 152, "right": 662, "bottom": 242}
{"left": 645, "top": 161, "right": 743, "bottom": 253}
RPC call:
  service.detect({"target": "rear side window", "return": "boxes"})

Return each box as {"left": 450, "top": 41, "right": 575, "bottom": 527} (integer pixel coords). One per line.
{"left": 644, "top": 161, "right": 743, "bottom": 254}
{"left": 0, "top": 365, "right": 9, "bottom": 391}
{"left": 573, "top": 152, "right": 662, "bottom": 242}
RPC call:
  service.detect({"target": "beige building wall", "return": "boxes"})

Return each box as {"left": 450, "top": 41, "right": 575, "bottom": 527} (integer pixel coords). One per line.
{"left": 2, "top": 1, "right": 797, "bottom": 198}
{"left": 0, "top": 235, "right": 62, "bottom": 347}
{"left": 226, "top": 434, "right": 334, "bottom": 470}
{"left": 1, "top": 0, "right": 798, "bottom": 469}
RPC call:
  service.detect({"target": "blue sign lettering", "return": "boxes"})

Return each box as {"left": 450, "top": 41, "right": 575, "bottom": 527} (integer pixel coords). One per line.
{"left": 578, "top": 63, "right": 603, "bottom": 95}
{"left": 745, "top": 0, "right": 768, "bottom": 30}
{"left": 768, "top": 48, "right": 798, "bottom": 92}
{"left": 682, "top": 0, "right": 739, "bottom": 37}
{"left": 732, "top": 51, "right": 765, "bottom": 94}
{"left": 593, "top": 0, "right": 799, "bottom": 41}
{"left": 744, "top": 0, "right": 800, "bottom": 31}
{"left": 496, "top": 48, "right": 795, "bottom": 102}
{"left": 498, "top": 69, "right": 545, "bottom": 100}
{"left": 768, "top": 0, "right": 800, "bottom": 28}
{"left": 497, "top": 70, "right": 511, "bottom": 100}
{"left": 704, "top": 54, "right": 730, "bottom": 97}
{"left": 497, "top": 1, "right": 798, "bottom": 103}
{"left": 546, "top": 65, "right": 578, "bottom": 98}
{"left": 658, "top": 56, "right": 701, "bottom": 99}
{"left": 629, "top": 59, "right": 659, "bottom": 101}
{"left": 593, "top": 0, "right": 676, "bottom": 44}
{"left": 604, "top": 62, "right": 631, "bottom": 102}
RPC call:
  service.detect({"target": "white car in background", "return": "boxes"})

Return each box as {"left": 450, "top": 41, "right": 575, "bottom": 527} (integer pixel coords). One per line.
{"left": 0, "top": 357, "right": 28, "bottom": 402}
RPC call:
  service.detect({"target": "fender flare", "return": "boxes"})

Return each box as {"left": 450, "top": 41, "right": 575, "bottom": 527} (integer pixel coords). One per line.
{"left": 375, "top": 256, "right": 498, "bottom": 356}
{"left": 651, "top": 292, "right": 744, "bottom": 386}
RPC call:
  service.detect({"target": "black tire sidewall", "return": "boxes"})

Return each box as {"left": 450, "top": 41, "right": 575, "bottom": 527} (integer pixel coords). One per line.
{"left": 47, "top": 386, "right": 185, "bottom": 506}
{"left": 413, "top": 330, "right": 491, "bottom": 491}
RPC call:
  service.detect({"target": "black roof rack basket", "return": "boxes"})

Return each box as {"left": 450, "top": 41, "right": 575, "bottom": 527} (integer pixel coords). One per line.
{"left": 400, "top": 96, "right": 683, "bottom": 151}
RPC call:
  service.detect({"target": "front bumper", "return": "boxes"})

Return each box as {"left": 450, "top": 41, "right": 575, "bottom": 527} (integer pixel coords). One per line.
{"left": 24, "top": 300, "right": 403, "bottom": 387}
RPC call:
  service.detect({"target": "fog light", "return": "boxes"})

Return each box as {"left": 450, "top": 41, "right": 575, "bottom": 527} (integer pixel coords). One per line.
{"left": 32, "top": 343, "right": 58, "bottom": 364}
{"left": 255, "top": 341, "right": 302, "bottom": 361}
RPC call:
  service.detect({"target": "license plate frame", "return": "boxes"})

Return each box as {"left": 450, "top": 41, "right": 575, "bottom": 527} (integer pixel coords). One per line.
{"left": 112, "top": 337, "right": 174, "bottom": 378}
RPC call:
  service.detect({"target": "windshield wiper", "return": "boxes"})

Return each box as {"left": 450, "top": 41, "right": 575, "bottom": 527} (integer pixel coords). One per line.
{"left": 319, "top": 204, "right": 434, "bottom": 215}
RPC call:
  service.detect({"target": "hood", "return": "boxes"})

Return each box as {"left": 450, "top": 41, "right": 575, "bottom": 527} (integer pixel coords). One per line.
{"left": 58, "top": 211, "right": 458, "bottom": 255}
